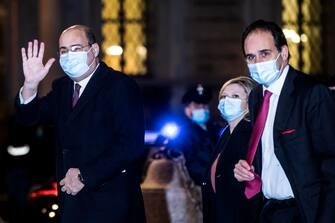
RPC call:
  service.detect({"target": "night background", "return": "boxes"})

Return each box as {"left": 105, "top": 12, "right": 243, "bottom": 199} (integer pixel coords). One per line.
{"left": 0, "top": 0, "right": 334, "bottom": 222}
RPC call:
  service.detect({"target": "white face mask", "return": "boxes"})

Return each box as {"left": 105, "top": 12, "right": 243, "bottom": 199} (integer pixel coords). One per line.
{"left": 191, "top": 108, "right": 210, "bottom": 125}
{"left": 247, "top": 54, "right": 281, "bottom": 86}
{"left": 218, "top": 97, "right": 247, "bottom": 121}
{"left": 59, "top": 48, "right": 94, "bottom": 78}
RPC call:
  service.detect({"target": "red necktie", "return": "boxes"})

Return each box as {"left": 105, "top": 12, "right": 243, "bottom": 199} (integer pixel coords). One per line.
{"left": 72, "top": 83, "right": 81, "bottom": 108}
{"left": 244, "top": 90, "right": 272, "bottom": 199}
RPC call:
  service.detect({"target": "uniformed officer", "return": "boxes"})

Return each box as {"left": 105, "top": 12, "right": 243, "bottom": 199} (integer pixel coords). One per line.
{"left": 168, "top": 84, "right": 222, "bottom": 185}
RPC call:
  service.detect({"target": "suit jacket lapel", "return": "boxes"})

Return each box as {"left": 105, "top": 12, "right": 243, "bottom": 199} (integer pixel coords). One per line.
{"left": 60, "top": 78, "right": 74, "bottom": 120}
{"left": 249, "top": 85, "right": 263, "bottom": 173}
{"left": 271, "top": 66, "right": 299, "bottom": 173}
{"left": 68, "top": 63, "right": 109, "bottom": 122}
{"left": 273, "top": 66, "right": 297, "bottom": 131}
{"left": 250, "top": 67, "right": 298, "bottom": 171}
{"left": 211, "top": 125, "right": 230, "bottom": 159}
{"left": 246, "top": 66, "right": 299, "bottom": 181}
{"left": 249, "top": 85, "right": 263, "bottom": 124}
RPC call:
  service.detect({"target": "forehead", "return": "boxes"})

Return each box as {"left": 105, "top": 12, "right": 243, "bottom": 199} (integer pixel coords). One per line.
{"left": 223, "top": 83, "right": 246, "bottom": 95}
{"left": 59, "top": 29, "right": 88, "bottom": 47}
{"left": 189, "top": 102, "right": 207, "bottom": 108}
{"left": 244, "top": 30, "right": 276, "bottom": 54}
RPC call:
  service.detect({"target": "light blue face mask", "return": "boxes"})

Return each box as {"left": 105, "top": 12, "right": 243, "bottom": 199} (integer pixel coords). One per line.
{"left": 218, "top": 97, "right": 247, "bottom": 121}
{"left": 247, "top": 54, "right": 281, "bottom": 86}
{"left": 191, "top": 108, "right": 210, "bottom": 125}
{"left": 59, "top": 48, "right": 93, "bottom": 78}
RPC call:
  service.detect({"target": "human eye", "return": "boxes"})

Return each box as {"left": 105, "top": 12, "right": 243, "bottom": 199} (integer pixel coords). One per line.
{"left": 222, "top": 92, "right": 231, "bottom": 98}
{"left": 71, "top": 45, "right": 84, "bottom": 52}
{"left": 59, "top": 48, "right": 68, "bottom": 55}
{"left": 260, "top": 50, "right": 271, "bottom": 59}
{"left": 231, "top": 94, "right": 240, "bottom": 99}
{"left": 245, "top": 54, "right": 255, "bottom": 63}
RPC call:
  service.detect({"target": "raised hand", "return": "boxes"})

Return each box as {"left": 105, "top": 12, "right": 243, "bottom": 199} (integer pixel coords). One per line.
{"left": 21, "top": 39, "right": 55, "bottom": 99}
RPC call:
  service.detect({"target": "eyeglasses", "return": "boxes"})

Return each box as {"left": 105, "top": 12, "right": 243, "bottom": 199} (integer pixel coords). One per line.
{"left": 58, "top": 44, "right": 91, "bottom": 56}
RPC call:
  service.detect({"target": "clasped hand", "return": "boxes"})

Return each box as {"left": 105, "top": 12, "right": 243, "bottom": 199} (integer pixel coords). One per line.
{"left": 59, "top": 168, "right": 84, "bottom": 196}
{"left": 234, "top": 160, "right": 256, "bottom": 182}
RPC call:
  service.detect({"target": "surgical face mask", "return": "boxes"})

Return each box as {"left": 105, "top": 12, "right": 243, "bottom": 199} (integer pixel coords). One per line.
{"left": 59, "top": 48, "right": 94, "bottom": 78}
{"left": 247, "top": 54, "right": 281, "bottom": 86}
{"left": 218, "top": 97, "right": 247, "bottom": 121}
{"left": 191, "top": 108, "right": 210, "bottom": 125}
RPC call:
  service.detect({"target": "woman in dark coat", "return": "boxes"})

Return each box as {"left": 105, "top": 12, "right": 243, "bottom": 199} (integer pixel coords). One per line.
{"left": 202, "top": 76, "right": 257, "bottom": 223}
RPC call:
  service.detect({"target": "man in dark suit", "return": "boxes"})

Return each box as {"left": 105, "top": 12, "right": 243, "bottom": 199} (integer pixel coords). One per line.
{"left": 16, "top": 25, "right": 146, "bottom": 223}
{"left": 234, "top": 20, "right": 335, "bottom": 223}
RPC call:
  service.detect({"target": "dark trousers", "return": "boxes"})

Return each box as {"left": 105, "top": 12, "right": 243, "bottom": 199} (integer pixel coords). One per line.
{"left": 259, "top": 198, "right": 302, "bottom": 223}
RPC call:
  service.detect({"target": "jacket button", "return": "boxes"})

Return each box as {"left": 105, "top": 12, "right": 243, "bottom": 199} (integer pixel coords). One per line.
{"left": 202, "top": 182, "right": 207, "bottom": 186}
{"left": 216, "top": 174, "right": 222, "bottom": 178}
{"left": 121, "top": 169, "right": 126, "bottom": 173}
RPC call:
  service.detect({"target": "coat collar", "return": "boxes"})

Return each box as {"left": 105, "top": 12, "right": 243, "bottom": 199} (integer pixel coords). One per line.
{"left": 67, "top": 62, "right": 110, "bottom": 121}
{"left": 249, "top": 65, "right": 299, "bottom": 171}
{"left": 212, "top": 119, "right": 250, "bottom": 158}
{"left": 251, "top": 65, "right": 298, "bottom": 131}
{"left": 273, "top": 65, "right": 298, "bottom": 131}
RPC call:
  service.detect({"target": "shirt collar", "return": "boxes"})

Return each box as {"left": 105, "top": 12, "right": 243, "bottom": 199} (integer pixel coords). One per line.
{"left": 74, "top": 63, "right": 100, "bottom": 89}
{"left": 263, "top": 64, "right": 289, "bottom": 96}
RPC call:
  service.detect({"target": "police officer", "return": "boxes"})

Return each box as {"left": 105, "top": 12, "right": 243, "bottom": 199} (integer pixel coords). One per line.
{"left": 168, "top": 84, "right": 222, "bottom": 185}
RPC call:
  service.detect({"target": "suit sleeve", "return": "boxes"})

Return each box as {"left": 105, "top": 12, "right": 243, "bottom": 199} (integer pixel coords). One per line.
{"left": 15, "top": 82, "right": 57, "bottom": 126}
{"left": 307, "top": 85, "right": 335, "bottom": 222}
{"left": 80, "top": 77, "right": 145, "bottom": 189}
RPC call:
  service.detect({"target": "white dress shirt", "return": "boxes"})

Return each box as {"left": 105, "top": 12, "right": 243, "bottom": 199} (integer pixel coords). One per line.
{"left": 74, "top": 63, "right": 99, "bottom": 97}
{"left": 261, "top": 64, "right": 295, "bottom": 200}
{"left": 20, "top": 63, "right": 100, "bottom": 104}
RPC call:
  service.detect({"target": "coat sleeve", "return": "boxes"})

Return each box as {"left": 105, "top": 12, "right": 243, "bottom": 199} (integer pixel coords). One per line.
{"left": 15, "top": 82, "right": 57, "bottom": 126}
{"left": 79, "top": 77, "right": 145, "bottom": 189}
{"left": 307, "top": 85, "right": 335, "bottom": 222}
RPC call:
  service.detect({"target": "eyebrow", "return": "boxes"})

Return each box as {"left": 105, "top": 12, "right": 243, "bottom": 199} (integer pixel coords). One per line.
{"left": 59, "top": 44, "right": 84, "bottom": 49}
{"left": 245, "top": 49, "right": 272, "bottom": 57}
{"left": 259, "top": 49, "right": 272, "bottom": 54}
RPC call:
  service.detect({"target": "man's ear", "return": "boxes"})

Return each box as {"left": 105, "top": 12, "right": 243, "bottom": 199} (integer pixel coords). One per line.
{"left": 280, "top": 45, "right": 289, "bottom": 61}
{"left": 92, "top": 43, "right": 100, "bottom": 57}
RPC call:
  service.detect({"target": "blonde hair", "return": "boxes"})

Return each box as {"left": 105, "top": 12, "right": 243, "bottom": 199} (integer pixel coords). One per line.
{"left": 218, "top": 76, "right": 257, "bottom": 121}
{"left": 219, "top": 76, "right": 257, "bottom": 100}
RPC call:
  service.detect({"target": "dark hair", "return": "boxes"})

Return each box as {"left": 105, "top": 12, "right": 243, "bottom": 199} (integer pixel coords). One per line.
{"left": 84, "top": 27, "right": 96, "bottom": 45}
{"left": 62, "top": 25, "right": 96, "bottom": 45}
{"left": 241, "top": 20, "right": 288, "bottom": 56}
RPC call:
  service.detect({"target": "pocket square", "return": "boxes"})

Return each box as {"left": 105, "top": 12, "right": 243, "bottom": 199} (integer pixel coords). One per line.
{"left": 281, "top": 129, "right": 296, "bottom": 135}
